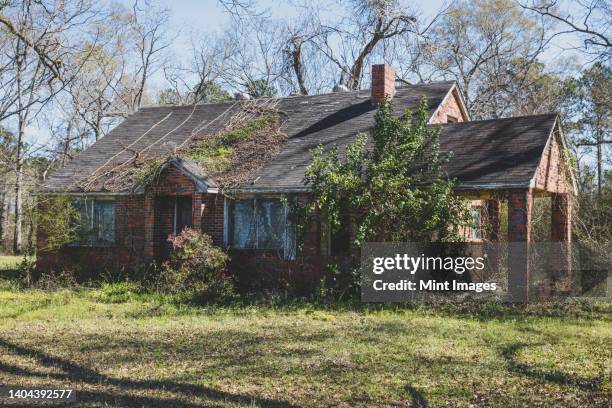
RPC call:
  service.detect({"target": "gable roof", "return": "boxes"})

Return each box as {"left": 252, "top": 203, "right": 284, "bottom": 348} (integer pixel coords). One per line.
{"left": 42, "top": 82, "right": 456, "bottom": 193}
{"left": 439, "top": 114, "right": 558, "bottom": 190}
{"left": 239, "top": 114, "right": 559, "bottom": 192}
{"left": 41, "top": 83, "right": 561, "bottom": 195}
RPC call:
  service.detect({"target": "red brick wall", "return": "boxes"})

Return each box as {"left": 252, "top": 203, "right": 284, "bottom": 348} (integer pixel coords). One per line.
{"left": 36, "top": 166, "right": 204, "bottom": 276}
{"left": 429, "top": 88, "right": 468, "bottom": 124}
{"left": 371, "top": 64, "right": 396, "bottom": 105}
{"left": 36, "top": 194, "right": 147, "bottom": 278}
{"left": 201, "top": 193, "right": 225, "bottom": 245}
{"left": 534, "top": 128, "right": 571, "bottom": 194}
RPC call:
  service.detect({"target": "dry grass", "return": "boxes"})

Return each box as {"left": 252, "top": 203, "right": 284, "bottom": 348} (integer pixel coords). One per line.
{"left": 0, "top": 288, "right": 610, "bottom": 407}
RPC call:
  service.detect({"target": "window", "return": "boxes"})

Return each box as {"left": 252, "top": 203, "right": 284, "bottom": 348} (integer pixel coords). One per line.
{"left": 470, "top": 206, "right": 482, "bottom": 240}
{"left": 173, "top": 196, "right": 192, "bottom": 234}
{"left": 229, "top": 197, "right": 295, "bottom": 259}
{"left": 330, "top": 207, "right": 351, "bottom": 255}
{"left": 447, "top": 115, "right": 458, "bottom": 123}
{"left": 320, "top": 206, "right": 352, "bottom": 257}
{"left": 73, "top": 199, "right": 115, "bottom": 246}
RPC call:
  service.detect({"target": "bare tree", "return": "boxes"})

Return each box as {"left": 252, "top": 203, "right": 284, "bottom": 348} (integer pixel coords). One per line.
{"left": 127, "top": 0, "right": 172, "bottom": 111}
{"left": 161, "top": 35, "right": 234, "bottom": 105}
{"left": 521, "top": 0, "right": 611, "bottom": 62}
{"left": 0, "top": 0, "right": 102, "bottom": 254}
{"left": 311, "top": 0, "right": 417, "bottom": 90}
{"left": 217, "top": 16, "right": 284, "bottom": 97}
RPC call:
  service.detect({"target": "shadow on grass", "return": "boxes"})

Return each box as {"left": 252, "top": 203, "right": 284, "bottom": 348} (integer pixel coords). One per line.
{"left": 405, "top": 385, "right": 428, "bottom": 407}
{"left": 500, "top": 342, "right": 602, "bottom": 391}
{"left": 0, "top": 337, "right": 299, "bottom": 407}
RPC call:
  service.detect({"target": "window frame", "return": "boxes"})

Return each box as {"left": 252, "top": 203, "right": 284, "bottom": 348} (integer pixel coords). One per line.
{"left": 172, "top": 196, "right": 193, "bottom": 235}
{"left": 226, "top": 196, "right": 296, "bottom": 259}
{"left": 71, "top": 198, "right": 116, "bottom": 247}
{"left": 470, "top": 205, "right": 483, "bottom": 241}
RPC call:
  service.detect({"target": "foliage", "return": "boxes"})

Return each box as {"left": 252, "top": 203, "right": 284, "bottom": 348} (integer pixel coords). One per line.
{"left": 158, "top": 228, "right": 234, "bottom": 301}
{"left": 567, "top": 63, "right": 611, "bottom": 192}
{"left": 574, "top": 171, "right": 612, "bottom": 279}
{"left": 34, "top": 269, "right": 79, "bottom": 291}
{"left": 157, "top": 81, "right": 233, "bottom": 105}
{"left": 301, "top": 97, "right": 470, "bottom": 246}
{"left": 298, "top": 98, "right": 470, "bottom": 299}
{"left": 194, "top": 80, "right": 233, "bottom": 103}
{"left": 187, "top": 113, "right": 276, "bottom": 175}
{"left": 131, "top": 158, "right": 163, "bottom": 192}
{"left": 315, "top": 263, "right": 361, "bottom": 302}
{"left": 36, "top": 196, "right": 81, "bottom": 253}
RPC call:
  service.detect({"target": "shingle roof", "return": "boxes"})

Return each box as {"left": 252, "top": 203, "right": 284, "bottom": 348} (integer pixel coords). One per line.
{"left": 42, "top": 82, "right": 455, "bottom": 192}
{"left": 243, "top": 113, "right": 557, "bottom": 192}
{"left": 438, "top": 114, "right": 558, "bottom": 190}
{"left": 41, "top": 82, "right": 558, "bottom": 194}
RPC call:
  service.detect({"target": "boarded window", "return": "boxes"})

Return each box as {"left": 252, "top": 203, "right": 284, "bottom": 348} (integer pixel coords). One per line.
{"left": 470, "top": 206, "right": 482, "bottom": 240}
{"left": 73, "top": 199, "right": 115, "bottom": 246}
{"left": 230, "top": 197, "right": 295, "bottom": 259}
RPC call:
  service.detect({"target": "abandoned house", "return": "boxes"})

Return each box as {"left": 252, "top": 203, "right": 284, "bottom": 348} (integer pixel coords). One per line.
{"left": 37, "top": 64, "right": 575, "bottom": 302}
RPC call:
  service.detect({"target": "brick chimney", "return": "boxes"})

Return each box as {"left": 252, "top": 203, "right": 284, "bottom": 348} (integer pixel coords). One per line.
{"left": 371, "top": 64, "right": 396, "bottom": 105}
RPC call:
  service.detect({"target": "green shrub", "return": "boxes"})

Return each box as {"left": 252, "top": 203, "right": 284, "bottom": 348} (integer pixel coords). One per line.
{"left": 36, "top": 196, "right": 81, "bottom": 252}
{"left": 158, "top": 228, "right": 235, "bottom": 302}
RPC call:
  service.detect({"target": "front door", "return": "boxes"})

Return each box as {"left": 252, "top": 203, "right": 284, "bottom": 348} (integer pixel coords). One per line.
{"left": 156, "top": 195, "right": 192, "bottom": 260}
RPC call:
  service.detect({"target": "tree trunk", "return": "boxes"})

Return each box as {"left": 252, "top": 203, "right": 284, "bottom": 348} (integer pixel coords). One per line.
{"left": 0, "top": 191, "right": 5, "bottom": 250}
{"left": 13, "top": 119, "right": 24, "bottom": 255}
{"left": 597, "top": 127, "right": 602, "bottom": 196}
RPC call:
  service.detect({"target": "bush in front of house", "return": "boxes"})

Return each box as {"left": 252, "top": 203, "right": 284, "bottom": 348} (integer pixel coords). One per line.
{"left": 157, "top": 228, "right": 235, "bottom": 301}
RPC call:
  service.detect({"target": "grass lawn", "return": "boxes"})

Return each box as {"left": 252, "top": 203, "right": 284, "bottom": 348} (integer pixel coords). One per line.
{"left": 0, "top": 255, "right": 25, "bottom": 270}
{"left": 0, "top": 286, "right": 609, "bottom": 407}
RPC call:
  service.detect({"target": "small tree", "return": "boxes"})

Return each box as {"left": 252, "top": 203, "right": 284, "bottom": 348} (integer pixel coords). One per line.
{"left": 36, "top": 196, "right": 81, "bottom": 253}
{"left": 301, "top": 97, "right": 470, "bottom": 248}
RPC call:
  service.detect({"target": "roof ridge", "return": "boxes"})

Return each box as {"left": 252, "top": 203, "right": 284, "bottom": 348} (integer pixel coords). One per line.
{"left": 441, "top": 113, "right": 557, "bottom": 126}
{"left": 137, "top": 80, "right": 457, "bottom": 110}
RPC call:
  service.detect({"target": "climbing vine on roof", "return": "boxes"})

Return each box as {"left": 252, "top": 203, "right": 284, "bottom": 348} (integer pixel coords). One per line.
{"left": 74, "top": 99, "right": 287, "bottom": 193}
{"left": 185, "top": 104, "right": 286, "bottom": 190}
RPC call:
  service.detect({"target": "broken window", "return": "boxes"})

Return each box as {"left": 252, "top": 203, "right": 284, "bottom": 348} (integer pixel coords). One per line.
{"left": 470, "top": 206, "right": 483, "bottom": 240}
{"left": 229, "top": 197, "right": 295, "bottom": 259}
{"left": 73, "top": 199, "right": 115, "bottom": 246}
